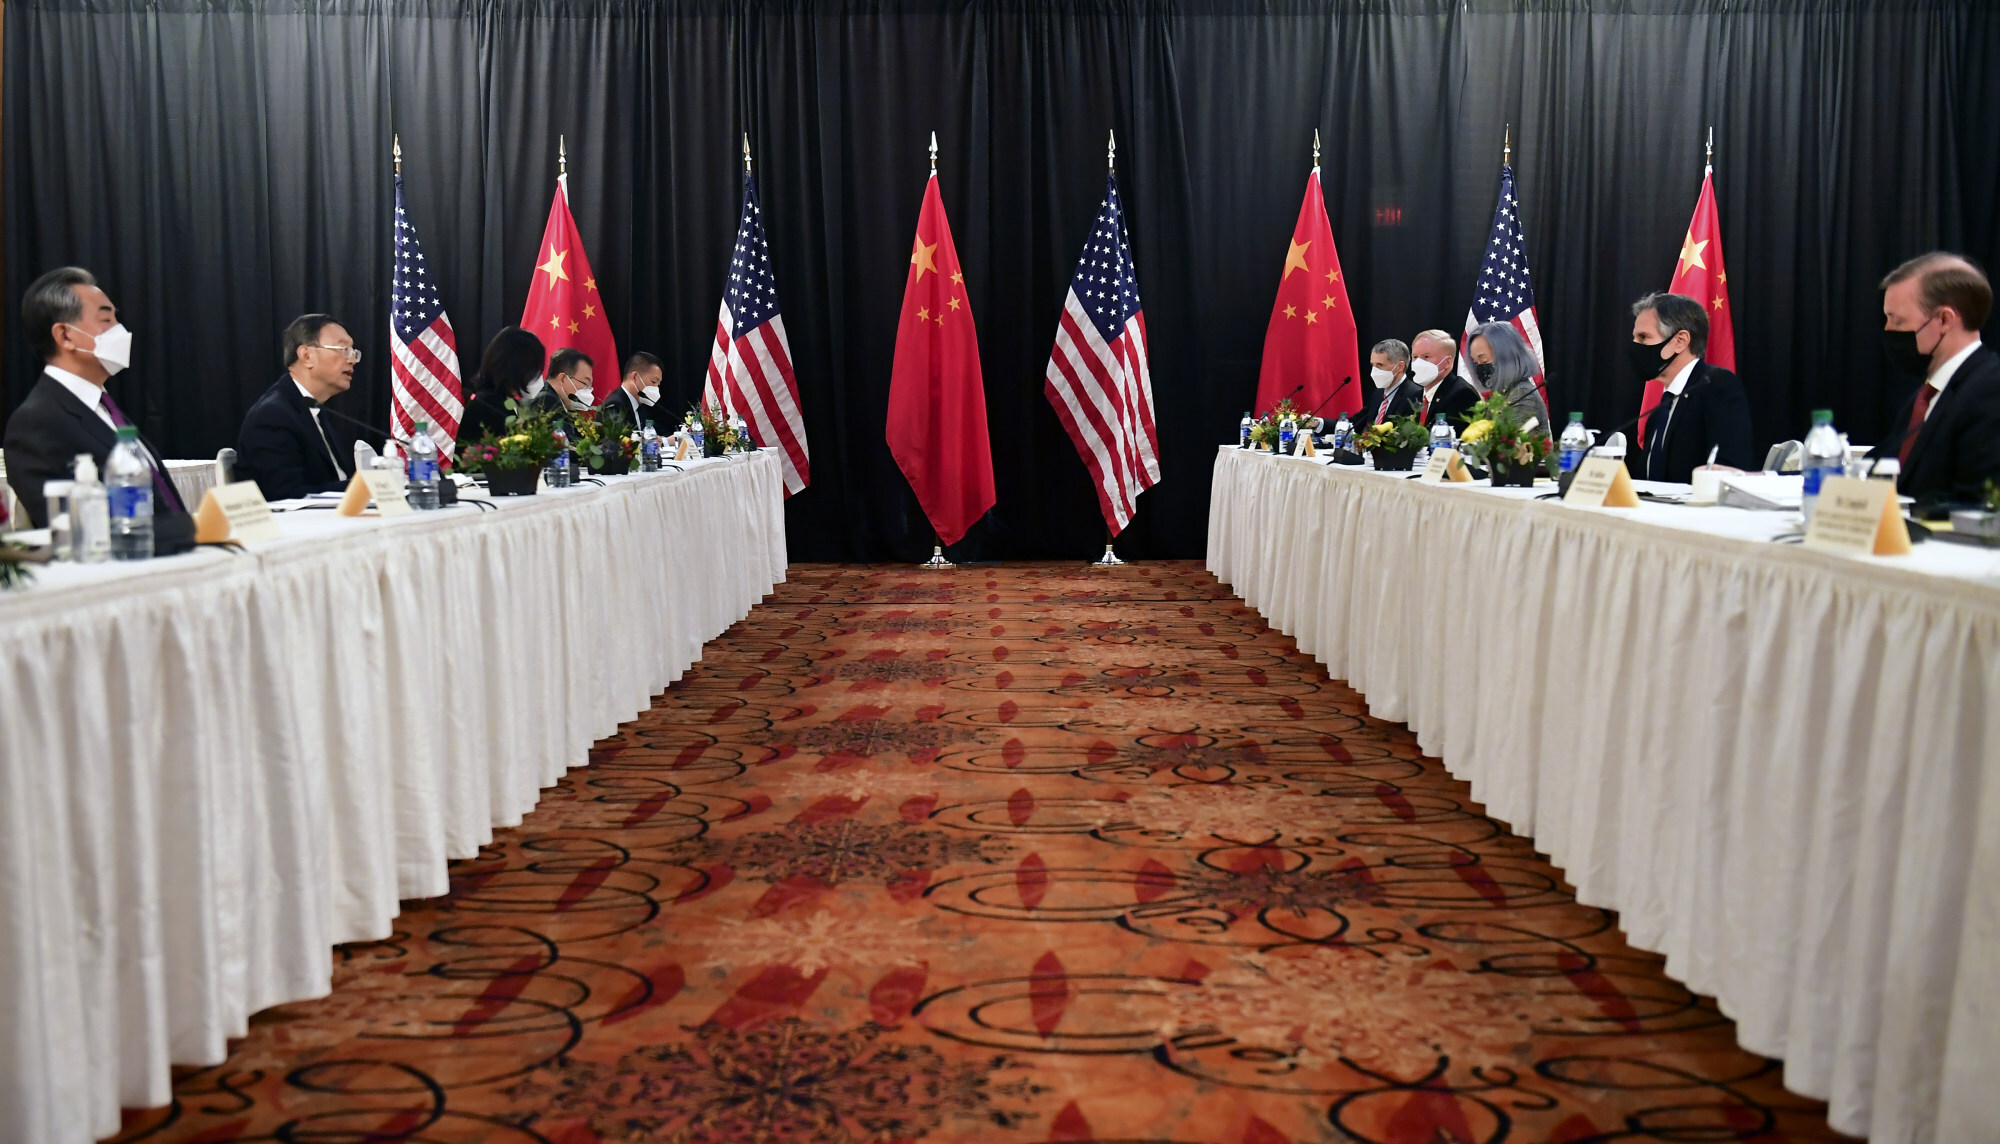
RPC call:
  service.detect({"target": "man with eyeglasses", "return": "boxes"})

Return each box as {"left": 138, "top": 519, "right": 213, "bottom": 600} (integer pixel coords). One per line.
{"left": 236, "top": 313, "right": 361, "bottom": 501}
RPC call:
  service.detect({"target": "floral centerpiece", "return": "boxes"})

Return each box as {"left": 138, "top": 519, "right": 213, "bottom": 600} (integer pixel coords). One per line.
{"left": 693, "top": 401, "right": 745, "bottom": 457}
{"left": 1355, "top": 414, "right": 1429, "bottom": 470}
{"left": 1457, "top": 393, "right": 1552, "bottom": 486}
{"left": 454, "top": 399, "right": 564, "bottom": 495}
{"left": 571, "top": 408, "right": 639, "bottom": 475}
{"left": 1249, "top": 397, "right": 1309, "bottom": 451}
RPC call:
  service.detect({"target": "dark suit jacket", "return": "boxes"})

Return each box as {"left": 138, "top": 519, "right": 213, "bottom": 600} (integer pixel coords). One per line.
{"left": 1420, "top": 376, "right": 1482, "bottom": 431}
{"left": 1896, "top": 342, "right": 2000, "bottom": 505}
{"left": 456, "top": 391, "right": 518, "bottom": 450}
{"left": 1364, "top": 377, "right": 1421, "bottom": 425}
{"left": 598, "top": 387, "right": 645, "bottom": 434}
{"left": 1632, "top": 361, "right": 1757, "bottom": 484}
{"left": 235, "top": 376, "right": 350, "bottom": 501}
{"left": 3, "top": 372, "right": 179, "bottom": 528}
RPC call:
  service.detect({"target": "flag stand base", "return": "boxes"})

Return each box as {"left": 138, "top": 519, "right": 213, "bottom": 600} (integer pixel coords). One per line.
{"left": 1093, "top": 544, "right": 1124, "bottom": 566}
{"left": 922, "top": 545, "right": 955, "bottom": 569}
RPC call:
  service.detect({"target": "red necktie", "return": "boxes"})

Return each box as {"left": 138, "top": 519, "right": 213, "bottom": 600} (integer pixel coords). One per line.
{"left": 1899, "top": 384, "right": 1936, "bottom": 466}
{"left": 95, "top": 390, "right": 186, "bottom": 513}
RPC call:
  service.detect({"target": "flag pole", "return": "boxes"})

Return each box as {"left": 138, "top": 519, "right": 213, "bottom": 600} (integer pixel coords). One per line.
{"left": 1107, "top": 128, "right": 1116, "bottom": 173}
{"left": 1705, "top": 125, "right": 1714, "bottom": 175}
{"left": 921, "top": 128, "right": 954, "bottom": 571}
{"left": 1504, "top": 124, "right": 1512, "bottom": 166}
{"left": 393, "top": 133, "right": 401, "bottom": 176}
{"left": 558, "top": 134, "right": 566, "bottom": 178}
{"left": 744, "top": 132, "right": 753, "bottom": 175}
{"left": 1312, "top": 127, "right": 1321, "bottom": 168}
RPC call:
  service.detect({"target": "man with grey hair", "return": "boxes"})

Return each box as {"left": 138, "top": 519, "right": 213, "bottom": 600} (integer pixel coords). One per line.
{"left": 4, "top": 266, "right": 184, "bottom": 527}
{"left": 1412, "top": 328, "right": 1480, "bottom": 430}
{"left": 1363, "top": 337, "right": 1421, "bottom": 425}
{"left": 1628, "top": 291, "right": 1754, "bottom": 482}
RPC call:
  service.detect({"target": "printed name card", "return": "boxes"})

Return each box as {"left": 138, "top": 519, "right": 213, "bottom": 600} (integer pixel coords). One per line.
{"left": 674, "top": 436, "right": 693, "bottom": 461}
{"left": 337, "top": 469, "right": 414, "bottom": 518}
{"left": 1563, "top": 456, "right": 1640, "bottom": 508}
{"left": 195, "top": 481, "right": 283, "bottom": 543}
{"left": 1418, "top": 449, "right": 1472, "bottom": 484}
{"left": 1291, "top": 431, "right": 1316, "bottom": 457}
{"left": 1803, "top": 476, "right": 1912, "bottom": 556}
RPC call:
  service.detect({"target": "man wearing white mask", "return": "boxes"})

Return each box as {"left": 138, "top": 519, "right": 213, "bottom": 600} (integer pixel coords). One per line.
{"left": 1363, "top": 338, "right": 1421, "bottom": 425}
{"left": 1412, "top": 328, "right": 1480, "bottom": 430}
{"left": 600, "top": 351, "right": 664, "bottom": 432}
{"left": 530, "top": 348, "right": 596, "bottom": 418}
{"left": 4, "top": 266, "right": 185, "bottom": 528}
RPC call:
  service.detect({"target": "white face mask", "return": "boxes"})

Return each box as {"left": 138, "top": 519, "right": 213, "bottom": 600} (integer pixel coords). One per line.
{"left": 1411, "top": 358, "right": 1441, "bottom": 387}
{"left": 569, "top": 387, "right": 595, "bottom": 410}
{"left": 639, "top": 384, "right": 661, "bottom": 406}
{"left": 1370, "top": 366, "right": 1396, "bottom": 390}
{"left": 68, "top": 323, "right": 133, "bottom": 376}
{"left": 523, "top": 376, "right": 545, "bottom": 400}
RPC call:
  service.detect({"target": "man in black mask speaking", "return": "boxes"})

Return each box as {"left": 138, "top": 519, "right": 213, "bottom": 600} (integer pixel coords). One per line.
{"left": 1878, "top": 253, "right": 2000, "bottom": 505}
{"left": 1627, "top": 292, "right": 1755, "bottom": 482}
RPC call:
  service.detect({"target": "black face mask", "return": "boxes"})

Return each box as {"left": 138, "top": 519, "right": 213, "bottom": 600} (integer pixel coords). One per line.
{"left": 1473, "top": 361, "right": 1496, "bottom": 387}
{"left": 1881, "top": 315, "right": 1939, "bottom": 376}
{"left": 1626, "top": 336, "right": 1679, "bottom": 383}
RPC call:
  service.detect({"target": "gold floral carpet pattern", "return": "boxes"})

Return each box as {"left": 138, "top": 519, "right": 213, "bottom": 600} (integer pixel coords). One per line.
{"left": 111, "top": 563, "right": 1846, "bottom": 1144}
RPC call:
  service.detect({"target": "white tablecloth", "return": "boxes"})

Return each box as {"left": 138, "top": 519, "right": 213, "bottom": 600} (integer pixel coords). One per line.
{"left": 0, "top": 453, "right": 787, "bottom": 1143}
{"left": 0, "top": 457, "right": 216, "bottom": 531}
{"left": 1206, "top": 446, "right": 2000, "bottom": 1144}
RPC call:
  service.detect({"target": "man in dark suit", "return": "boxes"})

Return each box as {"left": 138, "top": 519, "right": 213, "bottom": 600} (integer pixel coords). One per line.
{"left": 1363, "top": 338, "right": 1421, "bottom": 425}
{"left": 3, "top": 266, "right": 185, "bottom": 527}
{"left": 1628, "top": 292, "right": 1756, "bottom": 483}
{"left": 530, "top": 347, "right": 595, "bottom": 419}
{"left": 1412, "top": 328, "right": 1481, "bottom": 430}
{"left": 1879, "top": 253, "right": 2000, "bottom": 505}
{"left": 599, "top": 351, "right": 664, "bottom": 434}
{"left": 235, "top": 313, "right": 356, "bottom": 501}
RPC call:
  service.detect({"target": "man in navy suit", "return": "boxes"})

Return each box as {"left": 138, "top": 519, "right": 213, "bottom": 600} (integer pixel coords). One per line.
{"left": 1878, "top": 254, "right": 2000, "bottom": 506}
{"left": 3, "top": 266, "right": 185, "bottom": 528}
{"left": 1628, "top": 292, "right": 1756, "bottom": 483}
{"left": 235, "top": 313, "right": 357, "bottom": 502}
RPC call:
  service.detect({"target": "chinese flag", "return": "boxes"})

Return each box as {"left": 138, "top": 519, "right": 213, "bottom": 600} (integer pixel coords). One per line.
{"left": 521, "top": 173, "right": 620, "bottom": 400}
{"left": 885, "top": 171, "right": 994, "bottom": 547}
{"left": 1644, "top": 167, "right": 1735, "bottom": 439}
{"left": 1256, "top": 166, "right": 1361, "bottom": 418}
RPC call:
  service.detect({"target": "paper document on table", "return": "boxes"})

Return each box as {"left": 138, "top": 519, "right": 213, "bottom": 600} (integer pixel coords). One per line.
{"left": 1717, "top": 474, "right": 1803, "bottom": 511}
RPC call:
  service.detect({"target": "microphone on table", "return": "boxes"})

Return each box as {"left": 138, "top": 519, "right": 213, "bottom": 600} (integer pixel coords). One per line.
{"left": 1267, "top": 383, "right": 1303, "bottom": 414}
{"left": 1541, "top": 371, "right": 1719, "bottom": 498}
{"left": 1304, "top": 377, "right": 1356, "bottom": 425}
{"left": 315, "top": 405, "right": 460, "bottom": 506}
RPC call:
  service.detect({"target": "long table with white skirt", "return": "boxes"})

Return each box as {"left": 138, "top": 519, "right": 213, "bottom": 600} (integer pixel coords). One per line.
{"left": 0, "top": 452, "right": 787, "bottom": 1143}
{"left": 1206, "top": 445, "right": 2000, "bottom": 1144}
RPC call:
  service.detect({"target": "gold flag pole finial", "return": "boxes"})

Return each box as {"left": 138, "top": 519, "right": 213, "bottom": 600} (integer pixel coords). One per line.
{"left": 1312, "top": 128, "right": 1321, "bottom": 168}
{"left": 558, "top": 134, "right": 567, "bottom": 178}
{"left": 929, "top": 130, "right": 938, "bottom": 173}
{"left": 1504, "top": 124, "right": 1512, "bottom": 166}
{"left": 393, "top": 134, "right": 402, "bottom": 176}
{"left": 1107, "top": 128, "right": 1117, "bottom": 173}
{"left": 1705, "top": 125, "right": 1714, "bottom": 174}
{"left": 744, "top": 133, "right": 753, "bottom": 175}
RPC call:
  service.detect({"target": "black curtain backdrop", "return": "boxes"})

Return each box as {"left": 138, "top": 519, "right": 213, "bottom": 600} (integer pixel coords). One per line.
{"left": 4, "top": 0, "right": 1993, "bottom": 561}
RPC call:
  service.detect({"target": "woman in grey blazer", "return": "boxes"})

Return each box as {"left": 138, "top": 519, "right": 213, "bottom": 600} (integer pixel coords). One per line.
{"left": 1467, "top": 321, "right": 1551, "bottom": 432}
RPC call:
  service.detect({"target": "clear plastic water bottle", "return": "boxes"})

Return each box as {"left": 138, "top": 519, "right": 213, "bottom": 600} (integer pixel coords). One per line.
{"left": 406, "top": 421, "right": 440, "bottom": 510}
{"left": 43, "top": 480, "right": 74, "bottom": 560}
{"left": 550, "top": 423, "right": 572, "bottom": 488}
{"left": 1558, "top": 413, "right": 1590, "bottom": 473}
{"left": 1801, "top": 409, "right": 1843, "bottom": 525}
{"left": 641, "top": 421, "right": 661, "bottom": 471}
{"left": 1332, "top": 413, "right": 1352, "bottom": 454}
{"left": 71, "top": 455, "right": 109, "bottom": 564}
{"left": 353, "top": 439, "right": 378, "bottom": 476}
{"left": 688, "top": 417, "right": 705, "bottom": 456}
{"left": 1278, "top": 416, "right": 1296, "bottom": 453}
{"left": 105, "top": 426, "right": 154, "bottom": 560}
{"left": 1429, "top": 420, "right": 1456, "bottom": 464}
{"left": 1239, "top": 411, "right": 1253, "bottom": 449}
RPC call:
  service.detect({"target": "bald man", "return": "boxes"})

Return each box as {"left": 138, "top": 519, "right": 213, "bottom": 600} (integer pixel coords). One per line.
{"left": 1412, "top": 328, "right": 1480, "bottom": 430}
{"left": 1879, "top": 252, "right": 2000, "bottom": 505}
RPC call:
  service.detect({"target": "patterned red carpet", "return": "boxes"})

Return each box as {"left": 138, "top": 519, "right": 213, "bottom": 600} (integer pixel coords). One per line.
{"left": 111, "top": 563, "right": 1846, "bottom": 1144}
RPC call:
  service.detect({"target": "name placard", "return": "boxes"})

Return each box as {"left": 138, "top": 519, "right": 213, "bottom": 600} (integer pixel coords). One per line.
{"left": 1418, "top": 449, "right": 1472, "bottom": 484}
{"left": 1803, "top": 476, "right": 1911, "bottom": 556}
{"left": 196, "top": 481, "right": 284, "bottom": 543}
{"left": 1563, "top": 456, "right": 1641, "bottom": 508}
{"left": 337, "top": 469, "right": 414, "bottom": 517}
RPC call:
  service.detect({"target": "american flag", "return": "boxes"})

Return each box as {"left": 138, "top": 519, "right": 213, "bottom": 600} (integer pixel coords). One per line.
{"left": 1461, "top": 164, "right": 1547, "bottom": 400}
{"left": 389, "top": 172, "right": 463, "bottom": 452}
{"left": 705, "top": 171, "right": 809, "bottom": 494}
{"left": 1043, "top": 172, "right": 1159, "bottom": 535}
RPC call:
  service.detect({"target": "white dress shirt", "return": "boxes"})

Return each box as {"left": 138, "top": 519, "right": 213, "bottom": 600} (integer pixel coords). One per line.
{"left": 293, "top": 378, "right": 348, "bottom": 480}
{"left": 45, "top": 365, "right": 117, "bottom": 431}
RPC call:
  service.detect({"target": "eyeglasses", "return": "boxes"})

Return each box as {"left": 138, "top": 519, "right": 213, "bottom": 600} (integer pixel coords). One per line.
{"left": 311, "top": 344, "right": 362, "bottom": 362}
